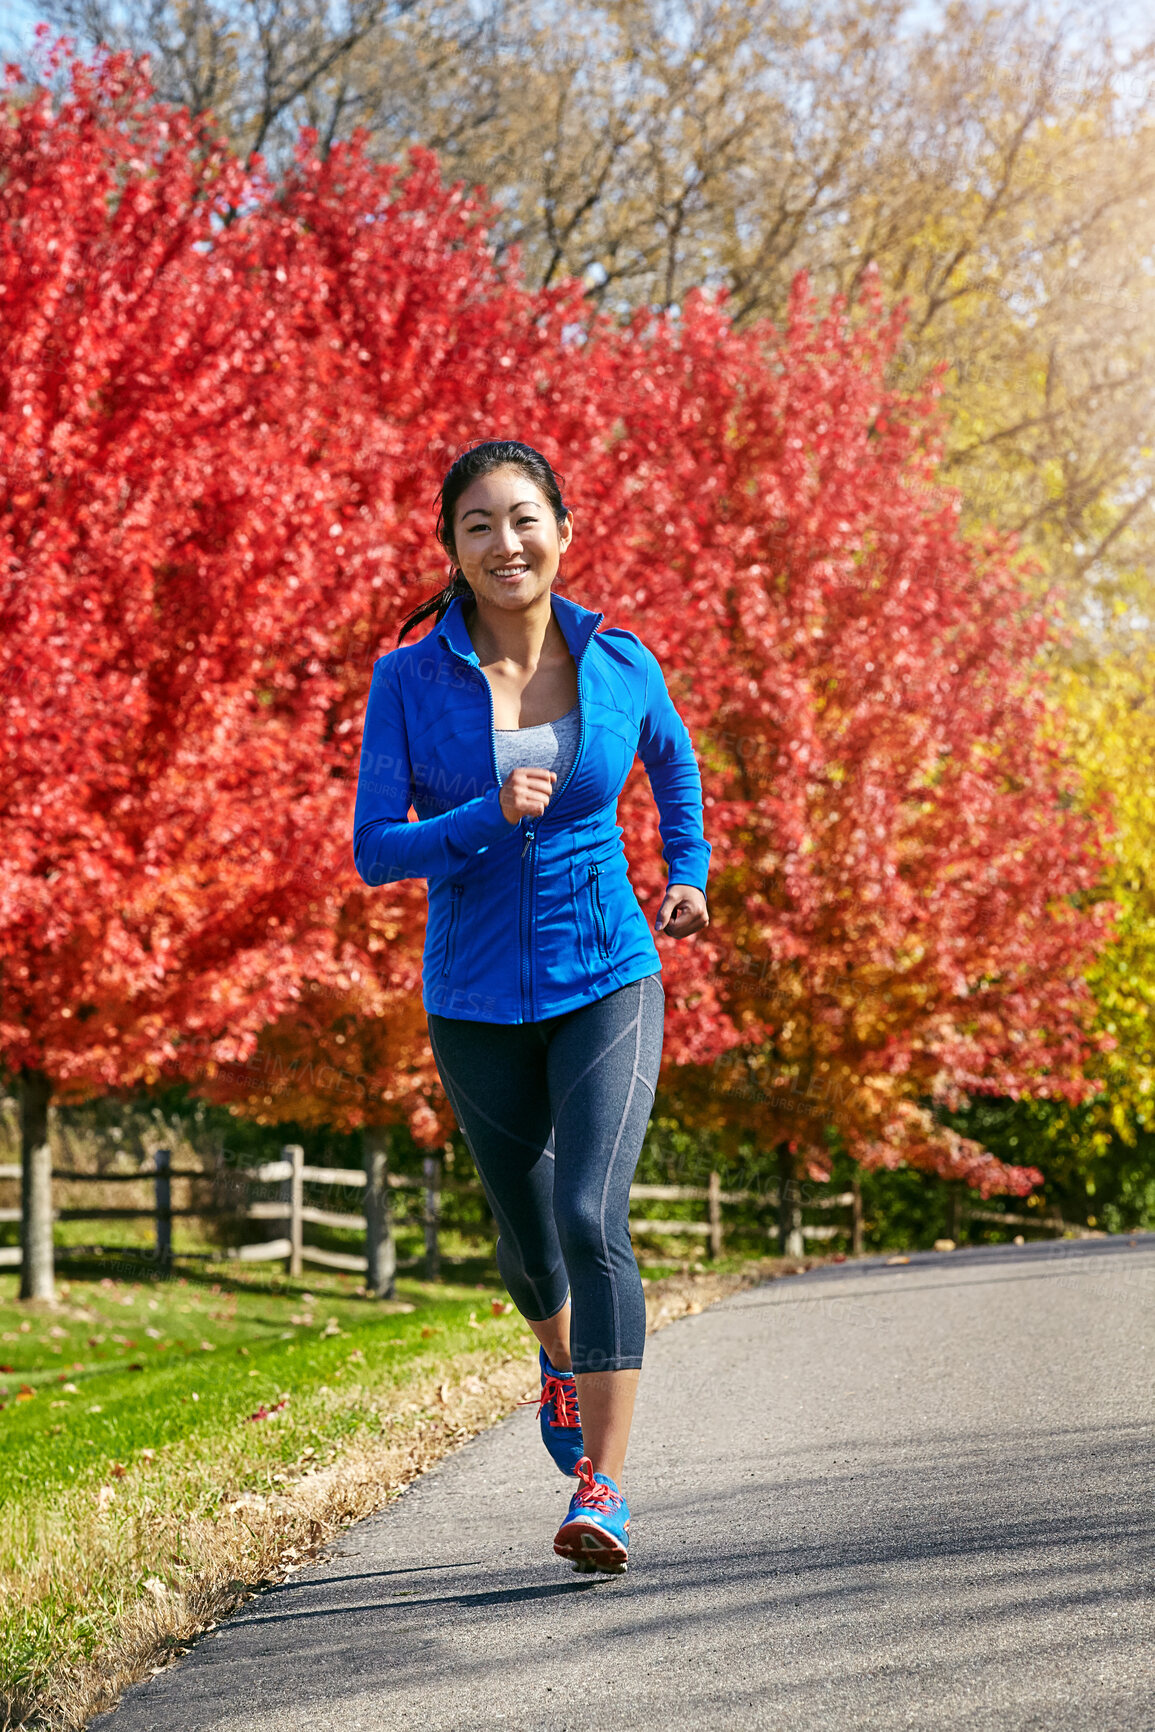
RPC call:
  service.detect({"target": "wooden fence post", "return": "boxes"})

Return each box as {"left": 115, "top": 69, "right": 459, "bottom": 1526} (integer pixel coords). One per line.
{"left": 777, "top": 1146, "right": 804, "bottom": 1258}
{"left": 154, "top": 1146, "right": 172, "bottom": 1277}
{"left": 850, "top": 1174, "right": 864, "bottom": 1257}
{"left": 707, "top": 1170, "right": 724, "bottom": 1260}
{"left": 19, "top": 1067, "right": 54, "bottom": 1303}
{"left": 364, "top": 1126, "right": 397, "bottom": 1299}
{"left": 423, "top": 1154, "right": 441, "bottom": 1283}
{"left": 285, "top": 1144, "right": 304, "bottom": 1278}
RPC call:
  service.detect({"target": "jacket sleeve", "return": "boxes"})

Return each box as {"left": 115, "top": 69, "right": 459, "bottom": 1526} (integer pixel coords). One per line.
{"left": 352, "top": 654, "right": 513, "bottom": 886}
{"left": 636, "top": 641, "right": 712, "bottom": 891}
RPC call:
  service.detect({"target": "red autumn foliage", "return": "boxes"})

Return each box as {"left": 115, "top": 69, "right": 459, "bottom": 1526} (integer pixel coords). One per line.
{"left": 575, "top": 287, "right": 1111, "bottom": 1193}
{"left": 0, "top": 42, "right": 359, "bottom": 1097}
{"left": 1, "top": 43, "right": 1110, "bottom": 1193}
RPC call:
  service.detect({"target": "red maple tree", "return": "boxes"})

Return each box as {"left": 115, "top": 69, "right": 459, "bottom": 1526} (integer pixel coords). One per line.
{"left": 0, "top": 44, "right": 383, "bottom": 1293}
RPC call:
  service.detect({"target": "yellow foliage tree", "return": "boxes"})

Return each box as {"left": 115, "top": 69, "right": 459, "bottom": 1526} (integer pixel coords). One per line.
{"left": 1057, "top": 648, "right": 1155, "bottom": 1149}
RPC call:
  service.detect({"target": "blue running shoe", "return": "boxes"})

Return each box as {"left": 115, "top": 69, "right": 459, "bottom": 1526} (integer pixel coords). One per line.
{"left": 524, "top": 1346, "right": 584, "bottom": 1476}
{"left": 553, "top": 1455, "right": 630, "bottom": 1574}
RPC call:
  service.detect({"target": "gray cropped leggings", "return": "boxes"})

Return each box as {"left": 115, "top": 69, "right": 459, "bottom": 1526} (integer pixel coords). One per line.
{"left": 428, "top": 974, "right": 664, "bottom": 1375}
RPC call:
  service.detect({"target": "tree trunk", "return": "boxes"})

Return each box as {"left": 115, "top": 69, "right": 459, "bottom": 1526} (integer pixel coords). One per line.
{"left": 364, "top": 1124, "right": 397, "bottom": 1299}
{"left": 19, "top": 1067, "right": 54, "bottom": 1303}
{"left": 423, "top": 1155, "right": 441, "bottom": 1283}
{"left": 947, "top": 1182, "right": 964, "bottom": 1245}
{"left": 777, "top": 1144, "right": 804, "bottom": 1259}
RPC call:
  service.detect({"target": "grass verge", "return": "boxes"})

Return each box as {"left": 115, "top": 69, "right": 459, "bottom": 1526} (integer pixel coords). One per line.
{"left": 0, "top": 1249, "right": 824, "bottom": 1730}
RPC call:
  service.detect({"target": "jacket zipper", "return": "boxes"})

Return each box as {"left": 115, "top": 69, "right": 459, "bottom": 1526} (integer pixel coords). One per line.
{"left": 520, "top": 825, "right": 535, "bottom": 1017}
{"left": 479, "top": 669, "right": 501, "bottom": 785}
{"left": 519, "top": 629, "right": 596, "bottom": 1019}
{"left": 442, "top": 883, "right": 464, "bottom": 977}
{"left": 474, "top": 658, "right": 537, "bottom": 1018}
{"left": 588, "top": 864, "right": 610, "bottom": 959}
{"left": 448, "top": 614, "right": 602, "bottom": 1023}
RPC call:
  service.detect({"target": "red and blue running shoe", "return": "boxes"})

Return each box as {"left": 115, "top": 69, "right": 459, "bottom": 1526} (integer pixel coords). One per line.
{"left": 553, "top": 1455, "right": 630, "bottom": 1574}
{"left": 524, "top": 1347, "right": 584, "bottom": 1476}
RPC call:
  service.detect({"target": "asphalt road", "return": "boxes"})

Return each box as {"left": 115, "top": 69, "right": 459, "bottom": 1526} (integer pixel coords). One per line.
{"left": 96, "top": 1234, "right": 1155, "bottom": 1732}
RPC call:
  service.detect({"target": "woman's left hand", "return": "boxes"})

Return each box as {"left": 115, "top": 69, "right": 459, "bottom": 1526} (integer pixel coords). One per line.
{"left": 654, "top": 883, "right": 709, "bottom": 939}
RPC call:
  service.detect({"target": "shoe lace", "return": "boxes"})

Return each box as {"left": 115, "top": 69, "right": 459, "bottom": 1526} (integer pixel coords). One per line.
{"left": 522, "top": 1372, "right": 580, "bottom": 1430}
{"left": 570, "top": 1455, "right": 621, "bottom": 1512}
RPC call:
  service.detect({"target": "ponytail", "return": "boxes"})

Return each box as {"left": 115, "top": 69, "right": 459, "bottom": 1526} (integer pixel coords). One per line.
{"left": 397, "top": 568, "right": 473, "bottom": 644}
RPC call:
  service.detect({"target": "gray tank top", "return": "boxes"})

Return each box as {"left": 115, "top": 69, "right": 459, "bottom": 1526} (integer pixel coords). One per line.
{"left": 494, "top": 702, "right": 580, "bottom": 790}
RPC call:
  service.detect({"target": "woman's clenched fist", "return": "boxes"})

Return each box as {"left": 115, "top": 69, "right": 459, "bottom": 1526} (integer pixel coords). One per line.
{"left": 499, "top": 766, "right": 557, "bottom": 824}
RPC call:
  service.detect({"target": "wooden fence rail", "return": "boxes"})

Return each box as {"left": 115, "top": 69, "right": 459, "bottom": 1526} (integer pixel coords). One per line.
{"left": 0, "top": 1152, "right": 1089, "bottom": 1283}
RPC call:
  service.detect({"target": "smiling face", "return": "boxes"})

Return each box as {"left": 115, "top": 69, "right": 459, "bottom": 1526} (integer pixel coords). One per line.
{"left": 451, "top": 466, "right": 573, "bottom": 613}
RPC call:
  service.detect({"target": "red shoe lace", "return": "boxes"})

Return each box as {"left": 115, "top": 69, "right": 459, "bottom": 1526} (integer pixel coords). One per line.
{"left": 522, "top": 1371, "right": 580, "bottom": 1429}
{"left": 570, "top": 1455, "right": 621, "bottom": 1511}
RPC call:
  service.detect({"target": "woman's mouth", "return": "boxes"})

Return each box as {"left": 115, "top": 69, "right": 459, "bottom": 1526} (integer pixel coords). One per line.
{"left": 492, "top": 564, "right": 530, "bottom": 581}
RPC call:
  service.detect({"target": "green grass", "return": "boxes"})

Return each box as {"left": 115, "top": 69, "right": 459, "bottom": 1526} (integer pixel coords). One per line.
{"left": 0, "top": 1259, "right": 527, "bottom": 1502}
{"left": 0, "top": 1254, "right": 539, "bottom": 1725}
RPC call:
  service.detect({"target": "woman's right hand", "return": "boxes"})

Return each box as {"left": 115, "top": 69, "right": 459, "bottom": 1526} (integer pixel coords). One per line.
{"left": 499, "top": 767, "right": 557, "bottom": 824}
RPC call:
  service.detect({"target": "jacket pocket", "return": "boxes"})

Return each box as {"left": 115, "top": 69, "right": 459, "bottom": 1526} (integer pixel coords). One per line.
{"left": 441, "top": 883, "right": 464, "bottom": 977}
{"left": 587, "top": 865, "right": 610, "bottom": 961}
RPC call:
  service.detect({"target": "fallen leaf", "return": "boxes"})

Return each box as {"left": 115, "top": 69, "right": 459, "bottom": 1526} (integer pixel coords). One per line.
{"left": 247, "top": 1396, "right": 289, "bottom": 1423}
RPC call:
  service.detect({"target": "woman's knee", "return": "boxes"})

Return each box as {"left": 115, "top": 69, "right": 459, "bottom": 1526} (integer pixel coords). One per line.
{"left": 554, "top": 1194, "right": 626, "bottom": 1267}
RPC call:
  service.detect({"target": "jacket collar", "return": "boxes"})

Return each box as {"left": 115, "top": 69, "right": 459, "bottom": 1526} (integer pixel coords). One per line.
{"left": 435, "top": 588, "right": 604, "bottom": 665}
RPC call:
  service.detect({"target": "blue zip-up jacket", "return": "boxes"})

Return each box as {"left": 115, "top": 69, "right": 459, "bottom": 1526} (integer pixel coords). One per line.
{"left": 352, "top": 590, "right": 711, "bottom": 1023}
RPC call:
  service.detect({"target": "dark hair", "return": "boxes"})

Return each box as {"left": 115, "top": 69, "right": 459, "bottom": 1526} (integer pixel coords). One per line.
{"left": 397, "top": 440, "right": 570, "bottom": 642}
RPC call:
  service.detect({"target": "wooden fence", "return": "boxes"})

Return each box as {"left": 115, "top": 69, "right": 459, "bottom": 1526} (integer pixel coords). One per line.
{"left": 0, "top": 1150, "right": 1084, "bottom": 1283}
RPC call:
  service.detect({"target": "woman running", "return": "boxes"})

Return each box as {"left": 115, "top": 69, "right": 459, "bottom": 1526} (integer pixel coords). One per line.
{"left": 352, "top": 439, "right": 711, "bottom": 1574}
